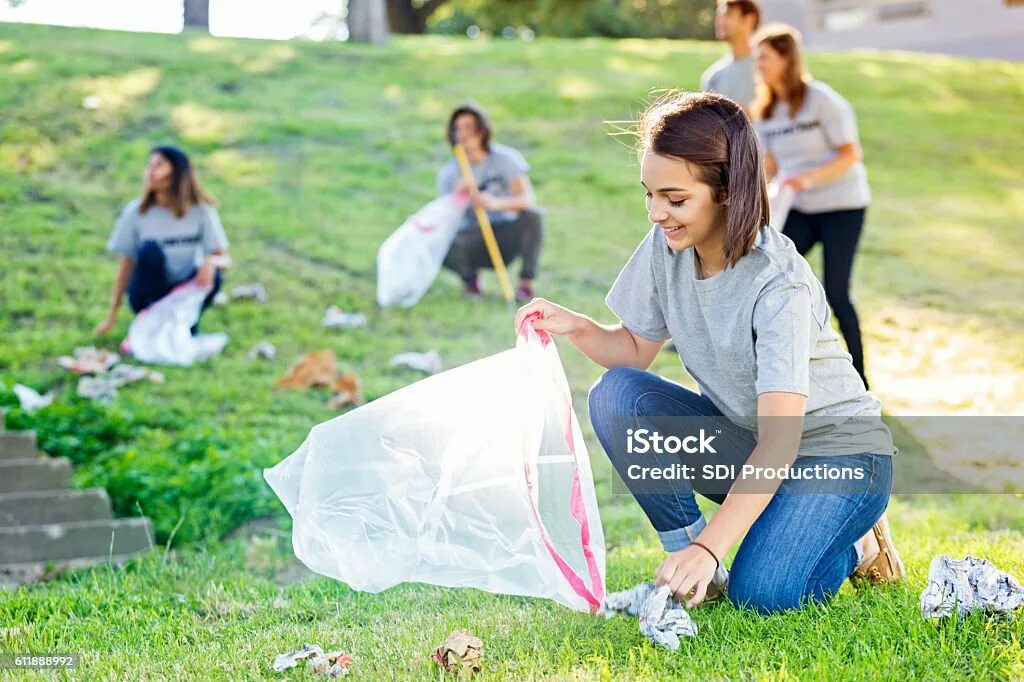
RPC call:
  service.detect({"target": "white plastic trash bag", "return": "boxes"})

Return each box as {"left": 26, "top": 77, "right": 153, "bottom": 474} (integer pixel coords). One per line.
{"left": 376, "top": 192, "right": 470, "bottom": 308}
{"left": 264, "top": 317, "right": 606, "bottom": 612}
{"left": 121, "top": 281, "right": 228, "bottom": 366}
{"left": 768, "top": 181, "right": 795, "bottom": 231}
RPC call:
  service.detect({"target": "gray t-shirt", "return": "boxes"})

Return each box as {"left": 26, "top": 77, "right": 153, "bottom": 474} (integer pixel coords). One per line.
{"left": 107, "top": 198, "right": 229, "bottom": 283}
{"left": 436, "top": 143, "right": 530, "bottom": 232}
{"left": 700, "top": 53, "right": 756, "bottom": 109}
{"left": 605, "top": 224, "right": 894, "bottom": 458}
{"left": 754, "top": 80, "right": 871, "bottom": 214}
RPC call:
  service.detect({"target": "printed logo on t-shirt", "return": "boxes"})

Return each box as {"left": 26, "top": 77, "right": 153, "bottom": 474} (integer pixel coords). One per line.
{"left": 158, "top": 233, "right": 202, "bottom": 248}
{"left": 763, "top": 119, "right": 822, "bottom": 140}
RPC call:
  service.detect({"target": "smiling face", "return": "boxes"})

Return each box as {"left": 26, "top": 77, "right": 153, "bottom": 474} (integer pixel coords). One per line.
{"left": 641, "top": 150, "right": 724, "bottom": 253}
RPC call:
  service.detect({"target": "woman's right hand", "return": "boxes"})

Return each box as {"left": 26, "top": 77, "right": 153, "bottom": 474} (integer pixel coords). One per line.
{"left": 93, "top": 315, "right": 115, "bottom": 337}
{"left": 514, "top": 298, "right": 585, "bottom": 338}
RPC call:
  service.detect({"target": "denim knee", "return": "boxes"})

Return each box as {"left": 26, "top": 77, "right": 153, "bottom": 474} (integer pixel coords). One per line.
{"left": 727, "top": 569, "right": 809, "bottom": 615}
{"left": 136, "top": 240, "right": 164, "bottom": 264}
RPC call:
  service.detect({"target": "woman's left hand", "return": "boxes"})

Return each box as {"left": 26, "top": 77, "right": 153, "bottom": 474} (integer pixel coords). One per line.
{"left": 654, "top": 544, "right": 719, "bottom": 608}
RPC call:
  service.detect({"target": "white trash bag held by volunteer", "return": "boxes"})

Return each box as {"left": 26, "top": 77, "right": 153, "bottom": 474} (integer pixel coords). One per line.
{"left": 376, "top": 192, "right": 470, "bottom": 308}
{"left": 265, "top": 314, "right": 606, "bottom": 612}
{"left": 121, "top": 281, "right": 227, "bottom": 366}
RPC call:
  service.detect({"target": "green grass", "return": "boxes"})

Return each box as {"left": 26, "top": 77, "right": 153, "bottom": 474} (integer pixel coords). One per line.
{"left": 1, "top": 22, "right": 1023, "bottom": 680}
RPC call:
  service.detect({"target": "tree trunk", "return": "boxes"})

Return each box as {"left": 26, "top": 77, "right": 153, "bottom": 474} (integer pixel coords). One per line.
{"left": 385, "top": 0, "right": 449, "bottom": 34}
{"left": 349, "top": 0, "right": 389, "bottom": 44}
{"left": 183, "top": 0, "right": 210, "bottom": 31}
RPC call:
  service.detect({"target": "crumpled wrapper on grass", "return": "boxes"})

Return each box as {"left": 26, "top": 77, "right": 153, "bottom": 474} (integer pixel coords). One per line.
{"left": 920, "top": 555, "right": 1024, "bottom": 620}
{"left": 321, "top": 306, "right": 367, "bottom": 329}
{"left": 13, "top": 384, "right": 54, "bottom": 412}
{"left": 272, "top": 643, "right": 352, "bottom": 678}
{"left": 59, "top": 346, "right": 120, "bottom": 374}
{"left": 247, "top": 340, "right": 277, "bottom": 361}
{"left": 76, "top": 364, "right": 163, "bottom": 402}
{"left": 390, "top": 350, "right": 442, "bottom": 375}
{"left": 601, "top": 582, "right": 698, "bottom": 651}
{"left": 432, "top": 629, "right": 483, "bottom": 675}
{"left": 230, "top": 283, "right": 268, "bottom": 303}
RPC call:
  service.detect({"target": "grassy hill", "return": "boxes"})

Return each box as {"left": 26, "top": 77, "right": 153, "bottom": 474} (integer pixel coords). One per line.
{"left": 0, "top": 22, "right": 1022, "bottom": 680}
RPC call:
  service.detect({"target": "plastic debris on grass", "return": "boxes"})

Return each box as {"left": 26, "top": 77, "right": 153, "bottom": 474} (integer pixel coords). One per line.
{"left": 921, "top": 555, "right": 1024, "bottom": 620}
{"left": 390, "top": 351, "right": 442, "bottom": 375}
{"left": 58, "top": 346, "right": 120, "bottom": 374}
{"left": 247, "top": 340, "right": 277, "bottom": 361}
{"left": 432, "top": 630, "right": 483, "bottom": 675}
{"left": 276, "top": 350, "right": 362, "bottom": 409}
{"left": 272, "top": 644, "right": 352, "bottom": 678}
{"left": 230, "top": 283, "right": 269, "bottom": 303}
{"left": 321, "top": 306, "right": 368, "bottom": 329}
{"left": 13, "top": 384, "right": 55, "bottom": 412}
{"left": 75, "top": 364, "right": 163, "bottom": 402}
{"left": 601, "top": 582, "right": 698, "bottom": 651}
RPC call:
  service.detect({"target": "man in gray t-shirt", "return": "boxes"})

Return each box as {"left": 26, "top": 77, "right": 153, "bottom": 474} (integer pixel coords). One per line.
{"left": 700, "top": 0, "right": 761, "bottom": 109}
{"left": 605, "top": 224, "right": 894, "bottom": 459}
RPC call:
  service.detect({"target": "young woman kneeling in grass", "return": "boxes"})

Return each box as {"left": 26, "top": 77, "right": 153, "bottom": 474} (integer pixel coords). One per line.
{"left": 514, "top": 92, "right": 903, "bottom": 614}
{"left": 94, "top": 145, "right": 229, "bottom": 337}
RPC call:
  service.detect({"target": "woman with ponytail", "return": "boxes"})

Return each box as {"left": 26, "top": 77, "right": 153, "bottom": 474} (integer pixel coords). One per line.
{"left": 95, "top": 146, "right": 229, "bottom": 337}
{"left": 515, "top": 91, "right": 902, "bottom": 615}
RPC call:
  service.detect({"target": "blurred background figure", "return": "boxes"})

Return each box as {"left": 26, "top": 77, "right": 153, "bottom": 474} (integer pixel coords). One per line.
{"left": 437, "top": 103, "right": 545, "bottom": 302}
{"left": 752, "top": 24, "right": 872, "bottom": 389}
{"left": 94, "top": 145, "right": 228, "bottom": 337}
{"left": 701, "top": 0, "right": 761, "bottom": 110}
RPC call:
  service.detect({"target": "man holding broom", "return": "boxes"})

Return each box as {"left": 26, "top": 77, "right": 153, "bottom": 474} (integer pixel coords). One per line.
{"left": 437, "top": 103, "right": 545, "bottom": 302}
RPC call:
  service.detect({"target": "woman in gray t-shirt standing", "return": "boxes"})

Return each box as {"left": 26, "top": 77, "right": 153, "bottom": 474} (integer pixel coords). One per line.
{"left": 94, "top": 146, "right": 229, "bottom": 337}
{"left": 752, "top": 24, "right": 872, "bottom": 389}
{"left": 515, "top": 91, "right": 902, "bottom": 615}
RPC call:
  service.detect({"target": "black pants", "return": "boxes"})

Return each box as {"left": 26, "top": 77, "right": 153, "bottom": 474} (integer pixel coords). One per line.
{"left": 782, "top": 207, "right": 869, "bottom": 389}
{"left": 442, "top": 208, "right": 545, "bottom": 284}
{"left": 128, "top": 240, "right": 222, "bottom": 334}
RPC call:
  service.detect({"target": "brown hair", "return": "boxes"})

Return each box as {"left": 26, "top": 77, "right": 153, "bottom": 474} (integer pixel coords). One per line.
{"left": 637, "top": 91, "right": 768, "bottom": 267}
{"left": 446, "top": 102, "right": 492, "bottom": 152}
{"left": 751, "top": 23, "right": 810, "bottom": 121}
{"left": 723, "top": 0, "right": 761, "bottom": 30}
{"left": 140, "top": 145, "right": 215, "bottom": 218}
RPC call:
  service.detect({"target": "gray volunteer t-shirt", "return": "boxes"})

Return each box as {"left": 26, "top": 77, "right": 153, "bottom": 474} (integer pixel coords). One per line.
{"left": 605, "top": 225, "right": 894, "bottom": 458}
{"left": 437, "top": 142, "right": 530, "bottom": 232}
{"left": 754, "top": 80, "right": 871, "bottom": 214}
{"left": 700, "top": 53, "right": 756, "bottom": 109}
{"left": 107, "top": 198, "right": 229, "bottom": 283}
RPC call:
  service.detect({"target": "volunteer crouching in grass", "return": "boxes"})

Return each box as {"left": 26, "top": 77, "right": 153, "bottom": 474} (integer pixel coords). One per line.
{"left": 515, "top": 92, "right": 904, "bottom": 614}
{"left": 94, "top": 145, "right": 228, "bottom": 337}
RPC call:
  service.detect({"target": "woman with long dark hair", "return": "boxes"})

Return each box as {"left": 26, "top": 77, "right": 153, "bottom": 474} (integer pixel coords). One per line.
{"left": 94, "top": 146, "right": 228, "bottom": 337}
{"left": 751, "top": 24, "right": 872, "bottom": 389}
{"left": 515, "top": 91, "right": 902, "bottom": 614}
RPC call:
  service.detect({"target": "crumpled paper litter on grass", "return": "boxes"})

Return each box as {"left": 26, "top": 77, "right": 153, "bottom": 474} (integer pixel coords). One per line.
{"left": 601, "top": 582, "right": 698, "bottom": 651}
{"left": 920, "top": 555, "right": 1024, "bottom": 620}
{"left": 432, "top": 629, "right": 483, "bottom": 675}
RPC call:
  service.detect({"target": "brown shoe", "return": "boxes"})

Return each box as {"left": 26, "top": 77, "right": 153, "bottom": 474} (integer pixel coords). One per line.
{"left": 851, "top": 515, "right": 905, "bottom": 587}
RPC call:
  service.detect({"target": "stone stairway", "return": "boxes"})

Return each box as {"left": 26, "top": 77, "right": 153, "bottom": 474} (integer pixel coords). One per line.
{"left": 0, "top": 413, "right": 154, "bottom": 589}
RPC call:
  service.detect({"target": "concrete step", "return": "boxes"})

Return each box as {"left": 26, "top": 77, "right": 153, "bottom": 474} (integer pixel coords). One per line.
{"left": 0, "top": 457, "right": 71, "bottom": 493}
{"left": 0, "top": 489, "right": 112, "bottom": 527}
{"left": 0, "top": 431, "right": 39, "bottom": 460}
{"left": 0, "top": 518, "right": 153, "bottom": 564}
{"left": 1, "top": 553, "right": 143, "bottom": 591}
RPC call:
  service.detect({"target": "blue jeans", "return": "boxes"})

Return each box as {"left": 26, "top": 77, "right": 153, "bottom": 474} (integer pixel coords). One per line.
{"left": 588, "top": 366, "right": 892, "bottom": 614}
{"left": 127, "top": 241, "right": 222, "bottom": 334}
